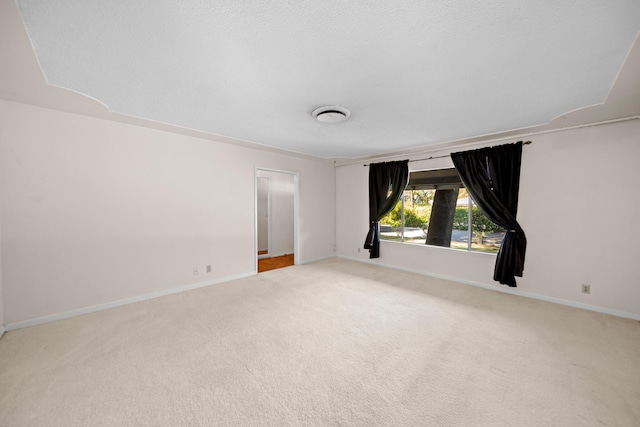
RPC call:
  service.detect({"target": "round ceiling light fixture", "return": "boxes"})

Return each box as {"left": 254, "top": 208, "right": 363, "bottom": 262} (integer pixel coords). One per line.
{"left": 312, "top": 106, "right": 351, "bottom": 123}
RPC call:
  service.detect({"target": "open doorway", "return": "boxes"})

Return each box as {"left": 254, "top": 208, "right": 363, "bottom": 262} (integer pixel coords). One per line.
{"left": 255, "top": 168, "right": 299, "bottom": 273}
{"left": 257, "top": 176, "right": 270, "bottom": 258}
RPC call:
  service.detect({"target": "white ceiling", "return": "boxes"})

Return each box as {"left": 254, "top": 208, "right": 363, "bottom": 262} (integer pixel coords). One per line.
{"left": 7, "top": 0, "right": 640, "bottom": 159}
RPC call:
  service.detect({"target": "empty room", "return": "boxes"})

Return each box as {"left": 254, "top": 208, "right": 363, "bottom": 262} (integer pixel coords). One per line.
{"left": 1, "top": 1, "right": 639, "bottom": 425}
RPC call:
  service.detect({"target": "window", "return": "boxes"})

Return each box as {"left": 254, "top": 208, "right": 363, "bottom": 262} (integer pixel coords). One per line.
{"left": 380, "top": 169, "right": 505, "bottom": 253}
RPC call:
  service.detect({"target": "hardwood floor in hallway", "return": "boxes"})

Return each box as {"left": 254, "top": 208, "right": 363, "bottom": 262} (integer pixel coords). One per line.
{"left": 258, "top": 254, "right": 294, "bottom": 273}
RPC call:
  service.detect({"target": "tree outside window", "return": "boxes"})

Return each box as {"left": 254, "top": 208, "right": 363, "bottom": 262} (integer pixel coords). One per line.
{"left": 380, "top": 169, "right": 504, "bottom": 253}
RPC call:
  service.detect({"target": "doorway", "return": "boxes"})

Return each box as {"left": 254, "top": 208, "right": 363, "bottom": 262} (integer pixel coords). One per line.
{"left": 255, "top": 168, "right": 299, "bottom": 273}
{"left": 257, "top": 176, "right": 270, "bottom": 258}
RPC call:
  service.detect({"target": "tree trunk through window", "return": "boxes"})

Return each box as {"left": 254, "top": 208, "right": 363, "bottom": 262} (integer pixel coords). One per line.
{"left": 425, "top": 188, "right": 459, "bottom": 247}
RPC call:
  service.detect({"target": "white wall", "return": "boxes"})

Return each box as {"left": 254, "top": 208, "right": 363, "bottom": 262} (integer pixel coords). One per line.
{"left": 256, "top": 170, "right": 295, "bottom": 257}
{"left": 256, "top": 176, "right": 269, "bottom": 253}
{"left": 336, "top": 119, "right": 640, "bottom": 318}
{"left": 0, "top": 100, "right": 336, "bottom": 325}
{"left": 0, "top": 190, "right": 4, "bottom": 334}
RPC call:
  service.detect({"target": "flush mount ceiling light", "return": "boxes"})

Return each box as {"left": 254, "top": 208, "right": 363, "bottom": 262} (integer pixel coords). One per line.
{"left": 312, "top": 106, "right": 351, "bottom": 123}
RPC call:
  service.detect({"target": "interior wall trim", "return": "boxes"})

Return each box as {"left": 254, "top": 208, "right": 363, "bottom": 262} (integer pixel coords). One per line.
{"left": 4, "top": 271, "right": 257, "bottom": 332}
{"left": 337, "top": 255, "right": 640, "bottom": 321}
{"left": 254, "top": 167, "right": 300, "bottom": 272}
{"left": 335, "top": 115, "right": 640, "bottom": 168}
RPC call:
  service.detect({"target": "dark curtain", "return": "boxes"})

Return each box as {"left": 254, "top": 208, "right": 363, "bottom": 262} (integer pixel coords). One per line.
{"left": 363, "top": 160, "right": 409, "bottom": 258}
{"left": 451, "top": 142, "right": 526, "bottom": 286}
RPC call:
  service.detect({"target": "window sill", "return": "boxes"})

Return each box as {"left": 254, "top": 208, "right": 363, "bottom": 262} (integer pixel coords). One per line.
{"left": 380, "top": 238, "right": 498, "bottom": 256}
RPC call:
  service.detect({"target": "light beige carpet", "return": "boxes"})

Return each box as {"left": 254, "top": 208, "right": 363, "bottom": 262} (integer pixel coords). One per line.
{"left": 1, "top": 258, "right": 639, "bottom": 426}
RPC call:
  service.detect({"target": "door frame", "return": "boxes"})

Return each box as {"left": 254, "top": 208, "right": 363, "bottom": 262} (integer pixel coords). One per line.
{"left": 254, "top": 167, "right": 300, "bottom": 273}
{"left": 256, "top": 175, "right": 272, "bottom": 259}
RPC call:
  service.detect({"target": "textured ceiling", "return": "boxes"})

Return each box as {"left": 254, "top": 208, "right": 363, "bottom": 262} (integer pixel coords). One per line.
{"left": 13, "top": 0, "right": 640, "bottom": 159}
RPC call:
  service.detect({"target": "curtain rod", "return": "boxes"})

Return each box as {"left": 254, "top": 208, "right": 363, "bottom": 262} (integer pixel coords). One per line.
{"left": 363, "top": 140, "right": 532, "bottom": 167}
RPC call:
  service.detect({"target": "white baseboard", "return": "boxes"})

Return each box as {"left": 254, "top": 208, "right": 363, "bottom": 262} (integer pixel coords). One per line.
{"left": 5, "top": 271, "right": 257, "bottom": 332}
{"left": 270, "top": 252, "right": 290, "bottom": 258}
{"left": 299, "top": 254, "right": 336, "bottom": 265}
{"left": 337, "top": 254, "right": 640, "bottom": 321}
{"left": 259, "top": 252, "right": 293, "bottom": 260}
{"left": 9, "top": 253, "right": 634, "bottom": 332}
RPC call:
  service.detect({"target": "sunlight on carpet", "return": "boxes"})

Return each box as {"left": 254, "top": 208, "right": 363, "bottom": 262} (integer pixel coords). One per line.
{"left": 1, "top": 258, "right": 639, "bottom": 426}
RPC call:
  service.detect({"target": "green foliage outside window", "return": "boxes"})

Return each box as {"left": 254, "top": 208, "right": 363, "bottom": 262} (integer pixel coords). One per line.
{"left": 453, "top": 207, "right": 502, "bottom": 245}
{"left": 378, "top": 173, "right": 504, "bottom": 252}
{"left": 381, "top": 202, "right": 429, "bottom": 229}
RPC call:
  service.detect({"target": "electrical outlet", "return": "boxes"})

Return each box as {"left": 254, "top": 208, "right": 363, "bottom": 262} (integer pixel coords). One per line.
{"left": 581, "top": 284, "right": 590, "bottom": 294}
{"left": 357, "top": 247, "right": 361, "bottom": 253}
{"left": 193, "top": 267, "right": 198, "bottom": 275}
{"left": 206, "top": 265, "right": 211, "bottom": 273}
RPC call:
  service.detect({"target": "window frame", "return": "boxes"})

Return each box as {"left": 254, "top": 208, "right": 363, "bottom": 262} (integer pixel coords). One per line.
{"left": 379, "top": 168, "right": 503, "bottom": 254}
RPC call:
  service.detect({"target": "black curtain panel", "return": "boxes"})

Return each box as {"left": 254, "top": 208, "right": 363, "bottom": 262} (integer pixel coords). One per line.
{"left": 363, "top": 160, "right": 409, "bottom": 258}
{"left": 451, "top": 142, "right": 526, "bottom": 286}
